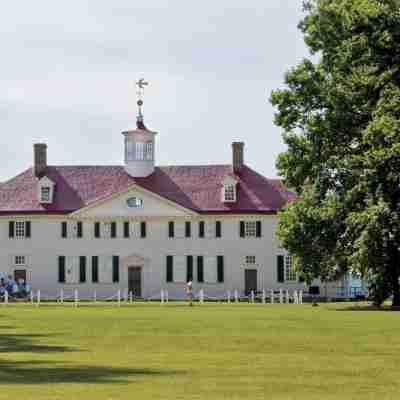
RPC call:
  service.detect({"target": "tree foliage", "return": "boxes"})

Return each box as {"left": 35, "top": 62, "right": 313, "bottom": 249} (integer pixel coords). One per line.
{"left": 271, "top": 0, "right": 400, "bottom": 306}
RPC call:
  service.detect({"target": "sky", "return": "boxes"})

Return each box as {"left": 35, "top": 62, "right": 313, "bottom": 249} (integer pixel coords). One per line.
{"left": 0, "top": 0, "right": 308, "bottom": 182}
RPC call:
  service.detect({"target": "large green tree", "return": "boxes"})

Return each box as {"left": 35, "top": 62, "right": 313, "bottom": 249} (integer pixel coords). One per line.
{"left": 271, "top": 0, "right": 400, "bottom": 307}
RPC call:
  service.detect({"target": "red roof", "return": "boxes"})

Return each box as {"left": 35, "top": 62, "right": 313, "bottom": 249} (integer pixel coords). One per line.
{"left": 0, "top": 165, "right": 295, "bottom": 215}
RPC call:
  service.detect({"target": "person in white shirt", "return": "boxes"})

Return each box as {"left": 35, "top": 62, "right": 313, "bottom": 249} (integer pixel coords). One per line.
{"left": 186, "top": 281, "right": 193, "bottom": 306}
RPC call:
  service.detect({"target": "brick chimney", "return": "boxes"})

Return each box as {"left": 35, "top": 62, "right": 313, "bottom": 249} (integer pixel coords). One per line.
{"left": 34, "top": 143, "right": 47, "bottom": 178}
{"left": 232, "top": 142, "right": 244, "bottom": 173}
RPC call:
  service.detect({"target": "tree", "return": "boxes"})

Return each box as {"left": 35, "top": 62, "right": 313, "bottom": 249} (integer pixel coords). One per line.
{"left": 271, "top": 0, "right": 400, "bottom": 307}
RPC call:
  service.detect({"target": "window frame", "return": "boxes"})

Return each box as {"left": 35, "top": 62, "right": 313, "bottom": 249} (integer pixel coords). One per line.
{"left": 284, "top": 255, "right": 297, "bottom": 282}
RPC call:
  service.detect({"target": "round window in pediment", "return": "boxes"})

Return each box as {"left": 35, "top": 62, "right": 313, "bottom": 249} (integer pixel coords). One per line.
{"left": 127, "top": 197, "right": 144, "bottom": 208}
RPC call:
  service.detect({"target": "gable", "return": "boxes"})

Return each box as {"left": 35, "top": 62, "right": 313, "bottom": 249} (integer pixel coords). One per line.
{"left": 73, "top": 185, "right": 197, "bottom": 218}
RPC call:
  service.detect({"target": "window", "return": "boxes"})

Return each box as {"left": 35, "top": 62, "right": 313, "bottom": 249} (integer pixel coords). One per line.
{"left": 41, "top": 187, "right": 51, "bottom": 202}
{"left": 126, "top": 140, "right": 135, "bottom": 161}
{"left": 15, "top": 255, "right": 26, "bottom": 266}
{"left": 9, "top": 221, "right": 31, "bottom": 239}
{"left": 15, "top": 222, "right": 26, "bottom": 238}
{"left": 102, "top": 222, "right": 116, "bottom": 238}
{"left": 285, "top": 255, "right": 296, "bottom": 281}
{"left": 126, "top": 197, "right": 144, "bottom": 208}
{"left": 245, "top": 221, "right": 257, "bottom": 237}
{"left": 172, "top": 256, "right": 186, "bottom": 283}
{"left": 65, "top": 256, "right": 79, "bottom": 284}
{"left": 245, "top": 255, "right": 256, "bottom": 265}
{"left": 145, "top": 142, "right": 153, "bottom": 160}
{"left": 204, "top": 256, "right": 218, "bottom": 283}
{"left": 99, "top": 256, "right": 113, "bottom": 283}
{"left": 240, "top": 221, "right": 262, "bottom": 238}
{"left": 224, "top": 185, "right": 235, "bottom": 202}
{"left": 60, "top": 256, "right": 86, "bottom": 284}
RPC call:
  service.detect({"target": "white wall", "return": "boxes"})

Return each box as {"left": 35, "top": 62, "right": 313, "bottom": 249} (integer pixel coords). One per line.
{"left": 0, "top": 215, "right": 308, "bottom": 299}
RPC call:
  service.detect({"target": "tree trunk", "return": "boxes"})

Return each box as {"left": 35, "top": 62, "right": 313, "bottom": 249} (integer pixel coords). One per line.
{"left": 390, "top": 244, "right": 400, "bottom": 308}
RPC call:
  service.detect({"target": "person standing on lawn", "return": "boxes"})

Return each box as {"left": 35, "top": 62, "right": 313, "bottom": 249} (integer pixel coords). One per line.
{"left": 186, "top": 280, "right": 193, "bottom": 306}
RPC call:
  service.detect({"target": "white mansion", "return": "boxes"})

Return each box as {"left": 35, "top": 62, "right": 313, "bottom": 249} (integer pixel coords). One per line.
{"left": 0, "top": 98, "right": 322, "bottom": 299}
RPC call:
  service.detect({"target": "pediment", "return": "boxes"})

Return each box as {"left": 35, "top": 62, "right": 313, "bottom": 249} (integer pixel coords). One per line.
{"left": 72, "top": 184, "right": 197, "bottom": 218}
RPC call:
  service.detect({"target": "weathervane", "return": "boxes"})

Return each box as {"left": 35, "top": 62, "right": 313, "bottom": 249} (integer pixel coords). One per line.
{"left": 136, "top": 78, "right": 148, "bottom": 128}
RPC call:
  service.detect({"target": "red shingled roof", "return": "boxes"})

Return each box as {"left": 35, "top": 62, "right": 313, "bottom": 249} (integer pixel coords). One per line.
{"left": 0, "top": 165, "right": 295, "bottom": 215}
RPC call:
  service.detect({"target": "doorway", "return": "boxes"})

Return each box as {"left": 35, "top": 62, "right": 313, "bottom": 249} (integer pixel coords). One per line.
{"left": 245, "top": 269, "right": 257, "bottom": 295}
{"left": 128, "top": 266, "right": 142, "bottom": 297}
{"left": 14, "top": 269, "right": 27, "bottom": 283}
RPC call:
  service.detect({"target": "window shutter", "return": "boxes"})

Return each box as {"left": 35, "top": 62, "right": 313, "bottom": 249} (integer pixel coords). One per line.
{"left": 240, "top": 221, "right": 245, "bottom": 237}
{"left": 187, "top": 256, "right": 193, "bottom": 282}
{"left": 217, "top": 256, "right": 224, "bottom": 283}
{"left": 168, "top": 221, "right": 174, "bottom": 238}
{"left": 277, "top": 255, "right": 285, "bottom": 283}
{"left": 199, "top": 221, "right": 205, "bottom": 238}
{"left": 112, "top": 256, "right": 119, "bottom": 282}
{"left": 79, "top": 256, "right": 86, "bottom": 283}
{"left": 140, "top": 221, "right": 147, "bottom": 238}
{"left": 197, "top": 256, "right": 204, "bottom": 283}
{"left": 92, "top": 256, "right": 99, "bottom": 283}
{"left": 9, "top": 221, "right": 14, "bottom": 238}
{"left": 111, "top": 222, "right": 117, "bottom": 238}
{"left": 94, "top": 222, "right": 100, "bottom": 238}
{"left": 77, "top": 221, "right": 83, "bottom": 238}
{"left": 58, "top": 256, "right": 65, "bottom": 283}
{"left": 124, "top": 222, "right": 130, "bottom": 238}
{"left": 215, "top": 221, "right": 222, "bottom": 238}
{"left": 256, "top": 221, "right": 262, "bottom": 237}
{"left": 25, "top": 221, "right": 31, "bottom": 238}
{"left": 185, "top": 221, "right": 191, "bottom": 238}
{"left": 61, "top": 222, "right": 67, "bottom": 238}
{"left": 166, "top": 255, "right": 173, "bottom": 282}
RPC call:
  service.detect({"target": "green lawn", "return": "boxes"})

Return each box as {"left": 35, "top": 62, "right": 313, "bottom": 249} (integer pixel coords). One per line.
{"left": 0, "top": 302, "right": 399, "bottom": 400}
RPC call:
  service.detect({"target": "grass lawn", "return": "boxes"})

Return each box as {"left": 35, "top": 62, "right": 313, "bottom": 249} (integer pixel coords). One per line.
{"left": 0, "top": 302, "right": 399, "bottom": 400}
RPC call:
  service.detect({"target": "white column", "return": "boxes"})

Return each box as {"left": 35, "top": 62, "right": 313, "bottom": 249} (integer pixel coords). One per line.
{"left": 270, "top": 289, "right": 274, "bottom": 304}
{"left": 74, "top": 289, "right": 78, "bottom": 307}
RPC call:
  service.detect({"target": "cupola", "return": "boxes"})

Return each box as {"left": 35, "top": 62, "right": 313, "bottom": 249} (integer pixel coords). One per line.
{"left": 123, "top": 79, "right": 157, "bottom": 178}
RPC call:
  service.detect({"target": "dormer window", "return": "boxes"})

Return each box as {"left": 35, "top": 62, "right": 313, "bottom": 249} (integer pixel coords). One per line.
{"left": 38, "top": 176, "right": 55, "bottom": 204}
{"left": 221, "top": 176, "right": 238, "bottom": 203}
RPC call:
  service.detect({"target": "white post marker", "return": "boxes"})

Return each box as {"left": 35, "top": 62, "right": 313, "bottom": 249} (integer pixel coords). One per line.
{"left": 299, "top": 290, "right": 303, "bottom": 304}
{"left": 250, "top": 290, "right": 255, "bottom": 304}
{"left": 286, "top": 289, "right": 290, "bottom": 304}
{"left": 124, "top": 288, "right": 128, "bottom": 302}
{"left": 165, "top": 290, "right": 169, "bottom": 303}
{"left": 60, "top": 289, "right": 64, "bottom": 304}
{"left": 279, "top": 289, "right": 283, "bottom": 304}
{"left": 293, "top": 290, "right": 298, "bottom": 304}
{"left": 30, "top": 290, "right": 34, "bottom": 304}
{"left": 74, "top": 289, "right": 78, "bottom": 307}
{"left": 262, "top": 289, "right": 266, "bottom": 304}
{"left": 270, "top": 289, "right": 274, "bottom": 304}
{"left": 200, "top": 289, "right": 204, "bottom": 304}
{"left": 227, "top": 290, "right": 231, "bottom": 304}
{"left": 37, "top": 290, "right": 41, "bottom": 307}
{"left": 117, "top": 289, "right": 121, "bottom": 307}
{"left": 161, "top": 289, "right": 164, "bottom": 304}
{"left": 129, "top": 291, "right": 133, "bottom": 303}
{"left": 234, "top": 289, "right": 239, "bottom": 303}
{"left": 4, "top": 291, "right": 8, "bottom": 305}
{"left": 94, "top": 290, "right": 97, "bottom": 303}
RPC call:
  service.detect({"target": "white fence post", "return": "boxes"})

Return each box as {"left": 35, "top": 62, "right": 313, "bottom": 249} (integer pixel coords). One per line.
{"left": 161, "top": 289, "right": 164, "bottom": 304}
{"left": 279, "top": 289, "right": 283, "bottom": 304}
{"left": 200, "top": 289, "right": 204, "bottom": 304}
{"left": 60, "top": 289, "right": 64, "bottom": 304}
{"left": 165, "top": 290, "right": 169, "bottom": 303}
{"left": 93, "top": 290, "right": 97, "bottom": 303}
{"left": 299, "top": 290, "right": 303, "bottom": 304}
{"left": 286, "top": 289, "right": 290, "bottom": 304}
{"left": 234, "top": 289, "right": 239, "bottom": 303}
{"left": 262, "top": 289, "right": 266, "bottom": 304}
{"left": 117, "top": 289, "right": 121, "bottom": 307}
{"left": 227, "top": 290, "right": 231, "bottom": 304}
{"left": 30, "top": 290, "right": 34, "bottom": 304}
{"left": 74, "top": 289, "right": 78, "bottom": 307}
{"left": 250, "top": 290, "right": 255, "bottom": 303}
{"left": 293, "top": 290, "right": 298, "bottom": 304}
{"left": 270, "top": 289, "right": 274, "bottom": 304}
{"left": 4, "top": 291, "right": 8, "bottom": 305}
{"left": 37, "top": 290, "right": 41, "bottom": 307}
{"left": 129, "top": 291, "right": 133, "bottom": 303}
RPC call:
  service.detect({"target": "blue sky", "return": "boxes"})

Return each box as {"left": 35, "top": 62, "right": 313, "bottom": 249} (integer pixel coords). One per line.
{"left": 0, "top": 1, "right": 308, "bottom": 181}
